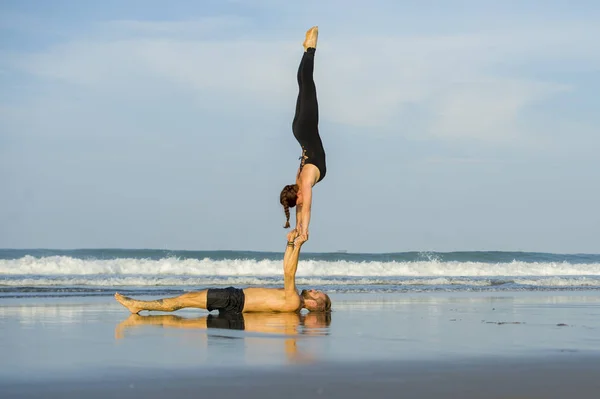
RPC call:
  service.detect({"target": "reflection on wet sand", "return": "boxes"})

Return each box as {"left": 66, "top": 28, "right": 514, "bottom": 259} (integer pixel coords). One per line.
{"left": 115, "top": 312, "right": 331, "bottom": 364}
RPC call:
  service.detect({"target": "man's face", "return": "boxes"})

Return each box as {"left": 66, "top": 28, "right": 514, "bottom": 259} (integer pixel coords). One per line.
{"left": 301, "top": 289, "right": 328, "bottom": 311}
{"left": 301, "top": 288, "right": 323, "bottom": 300}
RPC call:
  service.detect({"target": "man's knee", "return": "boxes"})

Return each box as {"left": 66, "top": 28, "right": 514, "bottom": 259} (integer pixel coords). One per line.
{"left": 178, "top": 290, "right": 208, "bottom": 308}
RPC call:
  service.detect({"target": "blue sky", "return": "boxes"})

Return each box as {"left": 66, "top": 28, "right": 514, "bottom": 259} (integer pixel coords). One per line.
{"left": 1, "top": 0, "right": 599, "bottom": 253}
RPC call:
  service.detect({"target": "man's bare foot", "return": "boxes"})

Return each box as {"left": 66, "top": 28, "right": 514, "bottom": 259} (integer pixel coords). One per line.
{"left": 303, "top": 26, "right": 318, "bottom": 51}
{"left": 115, "top": 292, "right": 143, "bottom": 314}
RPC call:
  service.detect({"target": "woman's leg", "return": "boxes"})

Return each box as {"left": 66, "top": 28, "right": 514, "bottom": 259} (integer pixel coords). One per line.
{"left": 292, "top": 48, "right": 319, "bottom": 137}
{"left": 291, "top": 55, "right": 306, "bottom": 130}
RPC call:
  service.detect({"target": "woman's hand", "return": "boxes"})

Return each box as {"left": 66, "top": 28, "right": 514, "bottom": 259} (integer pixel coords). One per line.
{"left": 295, "top": 228, "right": 309, "bottom": 245}
{"left": 294, "top": 232, "right": 308, "bottom": 247}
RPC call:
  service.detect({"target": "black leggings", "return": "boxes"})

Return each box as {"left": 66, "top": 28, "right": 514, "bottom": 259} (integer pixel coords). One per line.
{"left": 292, "top": 48, "right": 319, "bottom": 136}
{"left": 292, "top": 48, "right": 326, "bottom": 181}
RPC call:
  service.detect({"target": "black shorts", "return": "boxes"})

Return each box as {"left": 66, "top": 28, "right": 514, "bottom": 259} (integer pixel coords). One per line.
{"left": 206, "top": 287, "right": 245, "bottom": 314}
{"left": 206, "top": 312, "right": 245, "bottom": 331}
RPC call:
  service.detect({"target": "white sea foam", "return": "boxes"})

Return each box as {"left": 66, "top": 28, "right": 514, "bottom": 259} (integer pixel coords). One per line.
{"left": 514, "top": 277, "right": 600, "bottom": 287}
{"left": 1, "top": 256, "right": 599, "bottom": 278}
{"left": 0, "top": 276, "right": 486, "bottom": 287}
{"left": 2, "top": 276, "right": 600, "bottom": 289}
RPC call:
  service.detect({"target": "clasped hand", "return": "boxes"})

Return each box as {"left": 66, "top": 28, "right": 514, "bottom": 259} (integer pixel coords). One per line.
{"left": 287, "top": 228, "right": 308, "bottom": 246}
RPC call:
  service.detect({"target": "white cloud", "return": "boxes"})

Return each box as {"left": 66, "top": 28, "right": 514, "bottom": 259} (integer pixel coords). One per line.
{"left": 101, "top": 16, "right": 251, "bottom": 37}
{"left": 310, "top": 34, "right": 576, "bottom": 144}
{"left": 3, "top": 20, "right": 598, "bottom": 144}
{"left": 428, "top": 78, "right": 570, "bottom": 141}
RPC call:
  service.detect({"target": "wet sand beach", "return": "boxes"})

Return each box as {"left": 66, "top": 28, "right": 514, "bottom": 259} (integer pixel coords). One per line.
{"left": 1, "top": 291, "right": 600, "bottom": 398}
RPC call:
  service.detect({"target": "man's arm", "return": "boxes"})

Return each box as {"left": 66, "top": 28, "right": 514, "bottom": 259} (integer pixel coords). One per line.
{"left": 283, "top": 233, "right": 305, "bottom": 295}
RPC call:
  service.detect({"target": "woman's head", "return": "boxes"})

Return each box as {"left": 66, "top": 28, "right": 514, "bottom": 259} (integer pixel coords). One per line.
{"left": 280, "top": 184, "right": 299, "bottom": 228}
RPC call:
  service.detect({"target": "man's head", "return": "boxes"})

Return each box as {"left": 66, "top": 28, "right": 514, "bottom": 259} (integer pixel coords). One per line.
{"left": 301, "top": 289, "right": 331, "bottom": 312}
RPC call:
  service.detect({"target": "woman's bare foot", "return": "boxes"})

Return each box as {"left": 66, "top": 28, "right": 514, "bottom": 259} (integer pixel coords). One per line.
{"left": 115, "top": 292, "right": 143, "bottom": 314}
{"left": 303, "top": 26, "right": 318, "bottom": 51}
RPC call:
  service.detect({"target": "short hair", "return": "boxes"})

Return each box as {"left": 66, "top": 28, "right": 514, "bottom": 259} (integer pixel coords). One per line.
{"left": 316, "top": 293, "right": 332, "bottom": 312}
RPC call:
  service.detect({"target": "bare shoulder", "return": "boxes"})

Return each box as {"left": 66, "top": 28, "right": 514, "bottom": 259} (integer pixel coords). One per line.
{"left": 283, "top": 292, "right": 302, "bottom": 312}
{"left": 299, "top": 165, "right": 319, "bottom": 187}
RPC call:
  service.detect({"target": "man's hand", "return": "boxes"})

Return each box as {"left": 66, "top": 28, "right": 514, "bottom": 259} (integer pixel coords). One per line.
{"left": 287, "top": 229, "right": 298, "bottom": 243}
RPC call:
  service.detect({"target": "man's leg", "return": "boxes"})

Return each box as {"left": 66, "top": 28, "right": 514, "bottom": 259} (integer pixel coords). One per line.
{"left": 115, "top": 290, "right": 208, "bottom": 314}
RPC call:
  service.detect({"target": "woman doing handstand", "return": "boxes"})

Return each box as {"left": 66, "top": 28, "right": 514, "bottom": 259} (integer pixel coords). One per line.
{"left": 279, "top": 26, "right": 326, "bottom": 244}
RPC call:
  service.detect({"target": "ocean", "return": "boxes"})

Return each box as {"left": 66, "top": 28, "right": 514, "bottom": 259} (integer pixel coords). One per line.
{"left": 1, "top": 249, "right": 600, "bottom": 299}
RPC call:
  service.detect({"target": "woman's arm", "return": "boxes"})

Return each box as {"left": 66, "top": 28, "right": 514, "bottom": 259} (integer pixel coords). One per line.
{"left": 295, "top": 206, "right": 302, "bottom": 231}
{"left": 286, "top": 206, "right": 301, "bottom": 243}
{"left": 293, "top": 168, "right": 303, "bottom": 232}
{"left": 296, "top": 183, "right": 312, "bottom": 241}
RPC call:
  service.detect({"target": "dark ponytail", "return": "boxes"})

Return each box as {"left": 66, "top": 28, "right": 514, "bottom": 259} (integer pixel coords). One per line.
{"left": 279, "top": 184, "right": 299, "bottom": 228}
{"left": 282, "top": 200, "right": 291, "bottom": 228}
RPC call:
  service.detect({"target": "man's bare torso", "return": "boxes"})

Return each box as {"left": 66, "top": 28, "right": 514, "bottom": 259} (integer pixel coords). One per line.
{"left": 242, "top": 287, "right": 302, "bottom": 313}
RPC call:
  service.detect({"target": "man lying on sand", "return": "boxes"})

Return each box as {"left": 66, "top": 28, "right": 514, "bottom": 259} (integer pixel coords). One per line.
{"left": 115, "top": 231, "right": 331, "bottom": 314}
